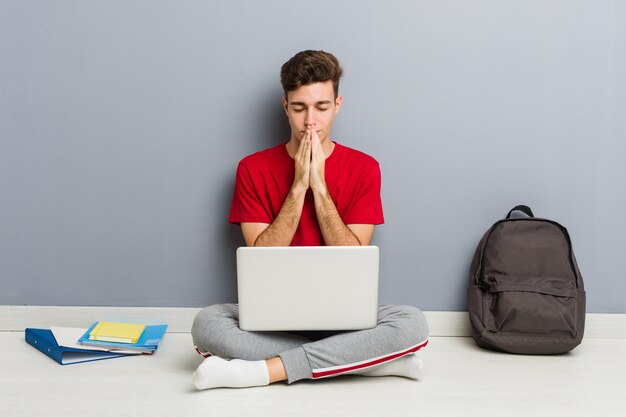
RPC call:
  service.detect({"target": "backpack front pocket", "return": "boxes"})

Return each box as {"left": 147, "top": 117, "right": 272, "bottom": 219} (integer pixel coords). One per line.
{"left": 482, "top": 276, "right": 578, "bottom": 337}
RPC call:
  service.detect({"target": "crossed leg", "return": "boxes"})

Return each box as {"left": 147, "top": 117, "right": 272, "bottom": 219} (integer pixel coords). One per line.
{"left": 191, "top": 304, "right": 429, "bottom": 389}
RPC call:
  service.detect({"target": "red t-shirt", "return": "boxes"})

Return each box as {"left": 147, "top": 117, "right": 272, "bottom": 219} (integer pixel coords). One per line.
{"left": 229, "top": 142, "right": 384, "bottom": 246}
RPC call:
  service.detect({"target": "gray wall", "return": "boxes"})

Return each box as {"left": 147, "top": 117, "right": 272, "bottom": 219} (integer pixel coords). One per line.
{"left": 1, "top": 1, "right": 624, "bottom": 312}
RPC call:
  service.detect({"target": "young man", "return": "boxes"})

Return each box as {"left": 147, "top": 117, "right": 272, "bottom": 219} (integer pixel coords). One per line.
{"left": 191, "top": 50, "right": 429, "bottom": 389}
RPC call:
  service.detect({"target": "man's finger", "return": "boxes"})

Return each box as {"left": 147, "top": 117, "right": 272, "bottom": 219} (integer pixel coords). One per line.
{"left": 310, "top": 127, "right": 320, "bottom": 141}
{"left": 295, "top": 129, "right": 310, "bottom": 158}
{"left": 305, "top": 135, "right": 312, "bottom": 162}
{"left": 311, "top": 131, "right": 324, "bottom": 160}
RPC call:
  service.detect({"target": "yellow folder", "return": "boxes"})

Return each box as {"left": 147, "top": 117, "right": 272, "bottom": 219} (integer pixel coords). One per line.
{"left": 88, "top": 322, "right": 146, "bottom": 344}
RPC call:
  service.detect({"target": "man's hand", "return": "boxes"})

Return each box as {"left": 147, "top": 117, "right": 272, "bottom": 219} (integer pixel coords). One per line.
{"left": 293, "top": 126, "right": 328, "bottom": 194}
{"left": 293, "top": 128, "right": 311, "bottom": 193}
{"left": 309, "top": 127, "right": 328, "bottom": 193}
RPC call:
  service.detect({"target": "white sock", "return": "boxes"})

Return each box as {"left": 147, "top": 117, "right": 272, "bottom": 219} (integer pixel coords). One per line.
{"left": 193, "top": 356, "right": 270, "bottom": 390}
{"left": 358, "top": 354, "right": 424, "bottom": 380}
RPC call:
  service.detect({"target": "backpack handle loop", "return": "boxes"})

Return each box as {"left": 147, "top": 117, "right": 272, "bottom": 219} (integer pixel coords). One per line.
{"left": 506, "top": 205, "right": 534, "bottom": 219}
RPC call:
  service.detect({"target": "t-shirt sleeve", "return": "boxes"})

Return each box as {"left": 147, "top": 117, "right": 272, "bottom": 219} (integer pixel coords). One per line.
{"left": 228, "top": 160, "right": 272, "bottom": 224}
{"left": 344, "top": 160, "right": 385, "bottom": 225}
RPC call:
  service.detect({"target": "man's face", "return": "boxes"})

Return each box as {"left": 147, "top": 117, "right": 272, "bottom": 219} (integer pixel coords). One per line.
{"left": 282, "top": 81, "right": 342, "bottom": 148}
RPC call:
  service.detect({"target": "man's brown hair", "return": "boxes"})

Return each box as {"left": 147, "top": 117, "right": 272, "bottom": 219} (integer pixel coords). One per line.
{"left": 280, "top": 50, "right": 343, "bottom": 99}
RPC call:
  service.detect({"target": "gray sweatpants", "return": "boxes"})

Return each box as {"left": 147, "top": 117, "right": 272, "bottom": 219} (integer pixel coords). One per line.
{"left": 191, "top": 304, "right": 430, "bottom": 384}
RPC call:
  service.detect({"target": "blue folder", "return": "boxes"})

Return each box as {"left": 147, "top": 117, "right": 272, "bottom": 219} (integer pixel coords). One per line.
{"left": 25, "top": 328, "right": 129, "bottom": 365}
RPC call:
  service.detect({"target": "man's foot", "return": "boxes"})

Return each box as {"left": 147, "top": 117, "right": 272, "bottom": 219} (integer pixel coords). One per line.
{"left": 193, "top": 356, "right": 270, "bottom": 390}
{"left": 358, "top": 353, "right": 424, "bottom": 380}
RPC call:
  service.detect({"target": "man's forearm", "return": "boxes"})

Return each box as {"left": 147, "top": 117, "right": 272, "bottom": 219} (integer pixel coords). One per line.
{"left": 254, "top": 188, "right": 307, "bottom": 246}
{"left": 312, "top": 187, "right": 361, "bottom": 246}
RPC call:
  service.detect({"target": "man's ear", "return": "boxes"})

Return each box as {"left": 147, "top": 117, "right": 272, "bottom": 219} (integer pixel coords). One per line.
{"left": 334, "top": 95, "right": 343, "bottom": 114}
{"left": 281, "top": 96, "right": 289, "bottom": 115}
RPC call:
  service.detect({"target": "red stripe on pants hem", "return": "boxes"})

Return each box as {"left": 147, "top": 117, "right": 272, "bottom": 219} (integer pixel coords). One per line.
{"left": 195, "top": 346, "right": 212, "bottom": 358}
{"left": 311, "top": 339, "right": 428, "bottom": 379}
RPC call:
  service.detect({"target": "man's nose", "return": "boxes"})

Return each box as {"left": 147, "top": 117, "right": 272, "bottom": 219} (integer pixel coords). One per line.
{"left": 305, "top": 110, "right": 316, "bottom": 127}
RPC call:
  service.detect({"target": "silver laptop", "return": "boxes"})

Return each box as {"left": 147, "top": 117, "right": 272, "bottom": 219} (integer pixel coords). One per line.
{"left": 237, "top": 246, "right": 379, "bottom": 331}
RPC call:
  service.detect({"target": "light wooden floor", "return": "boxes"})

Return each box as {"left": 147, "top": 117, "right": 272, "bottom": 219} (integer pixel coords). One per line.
{"left": 2, "top": 330, "right": 625, "bottom": 417}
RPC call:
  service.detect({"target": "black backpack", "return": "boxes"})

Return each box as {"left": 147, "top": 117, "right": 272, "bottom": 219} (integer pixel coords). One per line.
{"left": 468, "top": 205, "right": 586, "bottom": 354}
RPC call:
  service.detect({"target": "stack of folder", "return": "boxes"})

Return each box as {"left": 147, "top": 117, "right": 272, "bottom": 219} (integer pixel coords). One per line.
{"left": 25, "top": 321, "right": 168, "bottom": 365}
{"left": 78, "top": 321, "right": 167, "bottom": 353}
